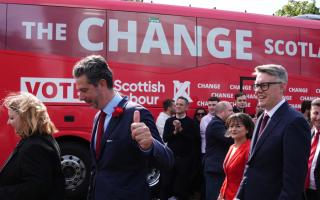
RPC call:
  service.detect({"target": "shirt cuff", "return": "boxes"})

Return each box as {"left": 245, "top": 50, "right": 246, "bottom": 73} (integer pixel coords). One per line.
{"left": 140, "top": 139, "right": 155, "bottom": 155}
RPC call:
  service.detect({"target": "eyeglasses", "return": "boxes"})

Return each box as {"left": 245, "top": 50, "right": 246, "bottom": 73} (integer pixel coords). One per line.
{"left": 253, "top": 82, "right": 282, "bottom": 91}
{"left": 196, "top": 113, "right": 205, "bottom": 116}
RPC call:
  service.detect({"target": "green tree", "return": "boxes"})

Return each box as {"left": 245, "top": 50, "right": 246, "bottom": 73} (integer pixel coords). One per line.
{"left": 275, "top": 0, "right": 319, "bottom": 16}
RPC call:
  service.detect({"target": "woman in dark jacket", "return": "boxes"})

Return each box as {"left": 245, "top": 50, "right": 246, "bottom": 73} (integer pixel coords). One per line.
{"left": 0, "top": 92, "right": 65, "bottom": 200}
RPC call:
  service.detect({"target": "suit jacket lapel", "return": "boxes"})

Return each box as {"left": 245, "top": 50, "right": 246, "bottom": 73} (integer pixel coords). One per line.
{"left": 223, "top": 145, "right": 233, "bottom": 171}
{"left": 229, "top": 141, "right": 249, "bottom": 167}
{"left": 249, "top": 102, "right": 288, "bottom": 161}
{"left": 250, "top": 115, "right": 263, "bottom": 154}
{"left": 312, "top": 129, "right": 320, "bottom": 168}
{"left": 311, "top": 129, "right": 320, "bottom": 189}
{"left": 91, "top": 114, "right": 99, "bottom": 163}
{"left": 105, "top": 114, "right": 121, "bottom": 139}
{"left": 251, "top": 117, "right": 280, "bottom": 155}
{"left": 99, "top": 97, "right": 129, "bottom": 156}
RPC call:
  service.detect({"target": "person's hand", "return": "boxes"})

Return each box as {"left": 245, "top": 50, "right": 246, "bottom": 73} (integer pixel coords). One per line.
{"left": 131, "top": 110, "right": 153, "bottom": 150}
{"left": 173, "top": 119, "right": 182, "bottom": 134}
{"left": 217, "top": 194, "right": 224, "bottom": 200}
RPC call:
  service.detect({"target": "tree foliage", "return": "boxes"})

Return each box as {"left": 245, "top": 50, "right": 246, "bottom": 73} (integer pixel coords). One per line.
{"left": 275, "top": 0, "right": 319, "bottom": 16}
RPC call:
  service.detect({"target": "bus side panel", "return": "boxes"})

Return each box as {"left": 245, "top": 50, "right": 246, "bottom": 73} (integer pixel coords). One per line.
{"left": 197, "top": 17, "right": 300, "bottom": 75}
{"left": 0, "top": 5, "right": 16, "bottom": 166}
{"left": 250, "top": 23, "right": 300, "bottom": 75}
{"left": 6, "top": 4, "right": 106, "bottom": 58}
{"left": 0, "top": 3, "right": 107, "bottom": 166}
{"left": 0, "top": 4, "right": 5, "bottom": 50}
{"left": 107, "top": 10, "right": 197, "bottom": 69}
{"left": 300, "top": 28, "right": 320, "bottom": 78}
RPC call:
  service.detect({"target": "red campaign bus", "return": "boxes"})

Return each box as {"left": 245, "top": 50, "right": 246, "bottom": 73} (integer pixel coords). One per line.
{"left": 0, "top": 0, "right": 319, "bottom": 198}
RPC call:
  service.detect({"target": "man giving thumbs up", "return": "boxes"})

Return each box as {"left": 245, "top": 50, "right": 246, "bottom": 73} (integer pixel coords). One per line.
{"left": 73, "top": 55, "right": 174, "bottom": 200}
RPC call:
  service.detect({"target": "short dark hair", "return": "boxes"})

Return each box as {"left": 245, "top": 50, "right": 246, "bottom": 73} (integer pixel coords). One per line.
{"left": 301, "top": 100, "right": 311, "bottom": 113}
{"left": 73, "top": 55, "right": 113, "bottom": 88}
{"left": 234, "top": 92, "right": 246, "bottom": 100}
{"left": 226, "top": 113, "right": 254, "bottom": 139}
{"left": 163, "top": 99, "right": 174, "bottom": 111}
{"left": 208, "top": 96, "right": 220, "bottom": 102}
{"left": 177, "top": 96, "right": 189, "bottom": 104}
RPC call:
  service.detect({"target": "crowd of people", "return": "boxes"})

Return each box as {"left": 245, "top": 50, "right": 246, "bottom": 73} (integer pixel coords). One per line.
{"left": 0, "top": 55, "right": 319, "bottom": 200}
{"left": 155, "top": 64, "right": 318, "bottom": 200}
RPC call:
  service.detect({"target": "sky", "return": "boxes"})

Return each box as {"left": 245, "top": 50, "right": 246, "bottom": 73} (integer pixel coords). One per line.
{"left": 143, "top": 0, "right": 320, "bottom": 15}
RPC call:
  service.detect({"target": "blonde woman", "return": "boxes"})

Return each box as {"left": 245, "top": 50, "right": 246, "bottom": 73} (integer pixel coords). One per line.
{"left": 0, "top": 92, "right": 65, "bottom": 200}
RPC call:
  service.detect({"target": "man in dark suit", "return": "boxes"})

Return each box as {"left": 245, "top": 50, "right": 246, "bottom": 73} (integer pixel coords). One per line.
{"left": 236, "top": 64, "right": 311, "bottom": 200}
{"left": 305, "top": 98, "right": 320, "bottom": 200}
{"left": 204, "top": 101, "right": 234, "bottom": 200}
{"left": 72, "top": 55, "right": 174, "bottom": 200}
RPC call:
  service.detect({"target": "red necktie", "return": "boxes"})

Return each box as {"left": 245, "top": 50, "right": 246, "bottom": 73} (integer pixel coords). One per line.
{"left": 96, "top": 111, "right": 106, "bottom": 160}
{"left": 305, "top": 131, "right": 320, "bottom": 188}
{"left": 258, "top": 113, "right": 269, "bottom": 137}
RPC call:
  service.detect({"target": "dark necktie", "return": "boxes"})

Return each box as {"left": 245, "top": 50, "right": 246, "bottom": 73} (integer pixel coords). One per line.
{"left": 96, "top": 111, "right": 106, "bottom": 160}
{"left": 305, "top": 131, "right": 320, "bottom": 188}
{"left": 258, "top": 113, "right": 269, "bottom": 137}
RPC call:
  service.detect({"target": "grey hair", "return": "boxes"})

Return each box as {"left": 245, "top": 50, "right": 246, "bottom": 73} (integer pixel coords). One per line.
{"left": 253, "top": 64, "right": 288, "bottom": 83}
{"left": 214, "top": 101, "right": 231, "bottom": 114}
{"left": 311, "top": 98, "right": 320, "bottom": 107}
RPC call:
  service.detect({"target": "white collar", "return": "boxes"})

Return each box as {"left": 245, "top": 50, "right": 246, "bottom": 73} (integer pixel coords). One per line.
{"left": 265, "top": 98, "right": 286, "bottom": 118}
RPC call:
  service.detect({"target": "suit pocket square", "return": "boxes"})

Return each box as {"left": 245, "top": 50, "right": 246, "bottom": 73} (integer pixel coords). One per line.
{"left": 106, "top": 140, "right": 113, "bottom": 143}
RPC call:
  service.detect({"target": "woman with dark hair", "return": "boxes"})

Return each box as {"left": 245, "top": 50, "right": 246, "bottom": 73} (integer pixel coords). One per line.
{"left": 218, "top": 113, "right": 254, "bottom": 200}
{"left": 0, "top": 92, "right": 65, "bottom": 200}
{"left": 193, "top": 107, "right": 207, "bottom": 125}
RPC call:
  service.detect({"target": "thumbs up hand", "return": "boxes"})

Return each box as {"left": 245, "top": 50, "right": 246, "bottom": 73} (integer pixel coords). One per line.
{"left": 131, "top": 110, "right": 153, "bottom": 150}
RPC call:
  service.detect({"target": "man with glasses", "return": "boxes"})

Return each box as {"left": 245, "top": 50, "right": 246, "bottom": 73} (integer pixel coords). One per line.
{"left": 236, "top": 64, "right": 310, "bottom": 200}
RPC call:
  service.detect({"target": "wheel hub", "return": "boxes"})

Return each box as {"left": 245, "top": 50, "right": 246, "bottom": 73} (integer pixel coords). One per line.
{"left": 61, "top": 155, "right": 86, "bottom": 190}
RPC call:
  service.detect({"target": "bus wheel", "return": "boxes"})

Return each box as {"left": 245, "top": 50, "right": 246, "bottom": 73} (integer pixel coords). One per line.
{"left": 59, "top": 141, "right": 91, "bottom": 200}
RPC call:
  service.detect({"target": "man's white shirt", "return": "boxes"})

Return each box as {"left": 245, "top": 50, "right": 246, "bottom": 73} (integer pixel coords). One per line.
{"left": 156, "top": 112, "right": 171, "bottom": 138}
{"left": 200, "top": 113, "right": 214, "bottom": 154}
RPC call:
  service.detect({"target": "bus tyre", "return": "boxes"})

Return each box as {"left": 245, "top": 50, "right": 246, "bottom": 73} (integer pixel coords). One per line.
{"left": 59, "top": 141, "right": 91, "bottom": 200}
